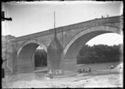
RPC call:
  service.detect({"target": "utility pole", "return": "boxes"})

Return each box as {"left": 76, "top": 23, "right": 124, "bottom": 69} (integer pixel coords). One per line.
{"left": 54, "top": 11, "right": 56, "bottom": 38}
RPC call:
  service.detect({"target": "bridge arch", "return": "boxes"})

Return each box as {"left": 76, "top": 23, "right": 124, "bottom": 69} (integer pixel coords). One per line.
{"left": 17, "top": 40, "right": 47, "bottom": 55}
{"left": 16, "top": 40, "right": 47, "bottom": 73}
{"left": 63, "top": 26, "right": 122, "bottom": 71}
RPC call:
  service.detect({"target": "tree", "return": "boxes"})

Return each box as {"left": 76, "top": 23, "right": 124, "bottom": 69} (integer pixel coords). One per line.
{"left": 34, "top": 49, "right": 47, "bottom": 67}
{"left": 77, "top": 44, "right": 122, "bottom": 64}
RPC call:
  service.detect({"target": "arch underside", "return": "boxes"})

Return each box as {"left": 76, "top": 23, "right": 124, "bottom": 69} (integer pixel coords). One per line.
{"left": 65, "top": 31, "right": 112, "bottom": 59}
{"left": 62, "top": 26, "right": 120, "bottom": 71}
{"left": 17, "top": 43, "right": 39, "bottom": 73}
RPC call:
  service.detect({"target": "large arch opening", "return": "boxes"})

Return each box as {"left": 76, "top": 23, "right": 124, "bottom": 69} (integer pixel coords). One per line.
{"left": 77, "top": 33, "right": 123, "bottom": 72}
{"left": 17, "top": 42, "right": 47, "bottom": 73}
{"left": 63, "top": 26, "right": 122, "bottom": 71}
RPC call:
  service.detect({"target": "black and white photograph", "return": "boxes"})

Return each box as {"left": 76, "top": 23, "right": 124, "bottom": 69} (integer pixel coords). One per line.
{"left": 2, "top": 1, "right": 123, "bottom": 88}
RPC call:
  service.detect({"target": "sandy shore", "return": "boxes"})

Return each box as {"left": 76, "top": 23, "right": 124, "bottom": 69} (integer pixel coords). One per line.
{"left": 2, "top": 68, "right": 123, "bottom": 88}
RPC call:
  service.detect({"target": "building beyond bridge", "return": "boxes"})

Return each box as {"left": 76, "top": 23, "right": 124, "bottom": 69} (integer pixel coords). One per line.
{"left": 3, "top": 15, "right": 123, "bottom": 74}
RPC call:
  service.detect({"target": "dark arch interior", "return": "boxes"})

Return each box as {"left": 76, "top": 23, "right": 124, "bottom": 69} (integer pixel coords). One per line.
{"left": 34, "top": 47, "right": 47, "bottom": 69}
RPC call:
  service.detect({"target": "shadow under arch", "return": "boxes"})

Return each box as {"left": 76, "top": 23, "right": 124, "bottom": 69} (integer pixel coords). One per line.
{"left": 16, "top": 41, "right": 47, "bottom": 73}
{"left": 62, "top": 26, "right": 121, "bottom": 71}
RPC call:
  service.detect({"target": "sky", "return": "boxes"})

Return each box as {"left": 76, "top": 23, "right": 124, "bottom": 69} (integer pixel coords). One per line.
{"left": 2, "top": 1, "right": 123, "bottom": 46}
{"left": 86, "top": 33, "right": 123, "bottom": 46}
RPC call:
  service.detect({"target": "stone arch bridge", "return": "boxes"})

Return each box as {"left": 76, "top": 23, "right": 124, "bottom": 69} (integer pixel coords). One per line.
{"left": 6, "top": 15, "right": 123, "bottom": 74}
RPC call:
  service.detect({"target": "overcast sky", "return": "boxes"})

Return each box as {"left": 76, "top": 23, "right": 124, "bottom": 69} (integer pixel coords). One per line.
{"left": 2, "top": 1, "right": 123, "bottom": 46}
